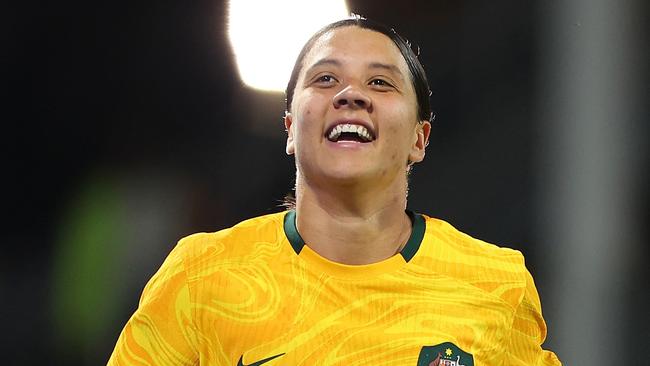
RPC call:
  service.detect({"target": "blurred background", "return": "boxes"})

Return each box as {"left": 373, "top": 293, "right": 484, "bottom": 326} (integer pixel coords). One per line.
{"left": 4, "top": 0, "right": 648, "bottom": 365}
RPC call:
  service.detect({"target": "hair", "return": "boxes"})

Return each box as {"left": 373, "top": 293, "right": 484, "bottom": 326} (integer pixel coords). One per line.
{"left": 285, "top": 15, "right": 433, "bottom": 123}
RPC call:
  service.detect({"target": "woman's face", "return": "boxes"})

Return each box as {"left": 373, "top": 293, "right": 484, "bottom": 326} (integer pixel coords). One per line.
{"left": 285, "top": 26, "right": 430, "bottom": 189}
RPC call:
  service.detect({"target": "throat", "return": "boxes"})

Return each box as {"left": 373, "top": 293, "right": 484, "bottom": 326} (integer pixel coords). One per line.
{"left": 295, "top": 206, "right": 413, "bottom": 265}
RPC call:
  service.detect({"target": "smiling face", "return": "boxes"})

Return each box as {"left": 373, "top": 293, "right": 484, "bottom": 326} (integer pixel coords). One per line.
{"left": 285, "top": 26, "right": 430, "bottom": 191}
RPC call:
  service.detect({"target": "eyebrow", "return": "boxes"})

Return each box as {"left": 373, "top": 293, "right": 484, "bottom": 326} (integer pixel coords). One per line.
{"left": 305, "top": 58, "right": 342, "bottom": 74}
{"left": 305, "top": 58, "right": 405, "bottom": 81}
{"left": 368, "top": 62, "right": 405, "bottom": 81}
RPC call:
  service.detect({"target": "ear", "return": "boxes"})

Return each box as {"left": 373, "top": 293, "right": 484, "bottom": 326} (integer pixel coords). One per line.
{"left": 284, "top": 112, "right": 295, "bottom": 155}
{"left": 408, "top": 120, "right": 431, "bottom": 164}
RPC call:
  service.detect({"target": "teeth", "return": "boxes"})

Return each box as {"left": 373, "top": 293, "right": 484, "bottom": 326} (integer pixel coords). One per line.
{"left": 327, "top": 123, "right": 373, "bottom": 142}
{"left": 328, "top": 127, "right": 341, "bottom": 140}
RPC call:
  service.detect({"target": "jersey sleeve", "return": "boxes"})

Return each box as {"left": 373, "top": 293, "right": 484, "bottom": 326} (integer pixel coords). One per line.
{"left": 506, "top": 269, "right": 562, "bottom": 366}
{"left": 107, "top": 241, "right": 199, "bottom": 366}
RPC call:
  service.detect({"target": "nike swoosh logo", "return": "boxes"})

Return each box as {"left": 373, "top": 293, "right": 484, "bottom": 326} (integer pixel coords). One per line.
{"left": 237, "top": 352, "right": 285, "bottom": 366}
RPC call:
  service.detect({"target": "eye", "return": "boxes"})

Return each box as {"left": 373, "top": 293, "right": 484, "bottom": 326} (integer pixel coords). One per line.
{"left": 369, "top": 78, "right": 395, "bottom": 89}
{"left": 314, "top": 74, "right": 337, "bottom": 85}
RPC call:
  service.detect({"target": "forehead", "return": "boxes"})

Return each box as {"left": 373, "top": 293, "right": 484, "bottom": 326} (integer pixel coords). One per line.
{"left": 301, "top": 26, "right": 409, "bottom": 77}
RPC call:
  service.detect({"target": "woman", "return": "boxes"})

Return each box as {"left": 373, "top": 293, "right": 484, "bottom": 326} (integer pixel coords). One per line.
{"left": 108, "top": 17, "right": 561, "bottom": 366}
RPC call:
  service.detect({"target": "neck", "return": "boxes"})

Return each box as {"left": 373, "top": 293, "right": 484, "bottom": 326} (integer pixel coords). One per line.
{"left": 293, "top": 173, "right": 412, "bottom": 265}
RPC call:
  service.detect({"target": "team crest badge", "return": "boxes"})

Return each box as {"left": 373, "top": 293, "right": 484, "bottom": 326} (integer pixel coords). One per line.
{"left": 416, "top": 342, "right": 474, "bottom": 366}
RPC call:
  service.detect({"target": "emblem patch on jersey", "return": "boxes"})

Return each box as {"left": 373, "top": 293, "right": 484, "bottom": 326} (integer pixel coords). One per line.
{"left": 416, "top": 342, "right": 474, "bottom": 366}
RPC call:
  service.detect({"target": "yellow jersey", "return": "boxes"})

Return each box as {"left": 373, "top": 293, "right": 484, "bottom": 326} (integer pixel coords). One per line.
{"left": 108, "top": 211, "right": 561, "bottom": 366}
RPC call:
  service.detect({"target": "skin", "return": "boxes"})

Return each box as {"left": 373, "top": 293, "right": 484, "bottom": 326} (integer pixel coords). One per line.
{"left": 284, "top": 26, "right": 431, "bottom": 265}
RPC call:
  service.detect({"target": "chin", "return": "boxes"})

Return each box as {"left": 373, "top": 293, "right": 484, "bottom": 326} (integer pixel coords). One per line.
{"left": 326, "top": 161, "right": 372, "bottom": 178}
{"left": 322, "top": 167, "right": 382, "bottom": 188}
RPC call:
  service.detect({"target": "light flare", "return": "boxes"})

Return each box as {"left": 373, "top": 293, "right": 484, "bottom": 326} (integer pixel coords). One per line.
{"left": 227, "top": 0, "right": 349, "bottom": 92}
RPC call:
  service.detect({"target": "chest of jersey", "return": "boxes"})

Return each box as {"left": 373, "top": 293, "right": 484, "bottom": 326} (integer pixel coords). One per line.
{"left": 191, "top": 251, "right": 513, "bottom": 366}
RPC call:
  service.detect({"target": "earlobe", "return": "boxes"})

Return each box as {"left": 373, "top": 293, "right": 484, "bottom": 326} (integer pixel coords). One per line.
{"left": 409, "top": 120, "right": 431, "bottom": 163}
{"left": 284, "top": 112, "right": 295, "bottom": 155}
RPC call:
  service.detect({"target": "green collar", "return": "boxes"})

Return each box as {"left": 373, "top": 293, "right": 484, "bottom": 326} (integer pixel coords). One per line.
{"left": 283, "top": 209, "right": 425, "bottom": 262}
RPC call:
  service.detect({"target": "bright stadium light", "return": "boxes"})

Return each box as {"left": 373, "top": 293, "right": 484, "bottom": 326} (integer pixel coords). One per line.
{"left": 227, "top": 0, "right": 349, "bottom": 92}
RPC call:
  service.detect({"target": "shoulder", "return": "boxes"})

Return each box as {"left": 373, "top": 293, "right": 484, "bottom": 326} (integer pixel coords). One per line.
{"left": 415, "top": 214, "right": 530, "bottom": 308}
{"left": 170, "top": 211, "right": 289, "bottom": 269}
{"left": 422, "top": 215, "right": 525, "bottom": 263}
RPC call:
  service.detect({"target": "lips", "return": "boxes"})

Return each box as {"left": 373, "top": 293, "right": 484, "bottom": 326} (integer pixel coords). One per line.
{"left": 325, "top": 121, "right": 376, "bottom": 143}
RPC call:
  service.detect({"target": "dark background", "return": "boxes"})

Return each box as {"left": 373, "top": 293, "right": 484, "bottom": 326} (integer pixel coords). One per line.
{"left": 4, "top": 0, "right": 648, "bottom": 365}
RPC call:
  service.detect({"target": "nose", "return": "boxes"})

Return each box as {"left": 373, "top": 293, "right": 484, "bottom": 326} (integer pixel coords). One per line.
{"left": 333, "top": 85, "right": 372, "bottom": 111}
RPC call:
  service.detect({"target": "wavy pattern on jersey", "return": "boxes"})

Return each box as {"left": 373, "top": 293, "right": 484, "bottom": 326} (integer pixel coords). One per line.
{"left": 273, "top": 267, "right": 511, "bottom": 365}
{"left": 108, "top": 212, "right": 561, "bottom": 366}
{"left": 108, "top": 248, "right": 198, "bottom": 366}
{"left": 181, "top": 214, "right": 519, "bottom": 365}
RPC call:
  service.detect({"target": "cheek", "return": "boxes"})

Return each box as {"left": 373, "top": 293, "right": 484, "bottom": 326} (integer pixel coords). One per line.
{"left": 294, "top": 89, "right": 326, "bottom": 114}
{"left": 379, "top": 105, "right": 417, "bottom": 165}
{"left": 293, "top": 101, "right": 324, "bottom": 132}
{"left": 383, "top": 118, "right": 413, "bottom": 147}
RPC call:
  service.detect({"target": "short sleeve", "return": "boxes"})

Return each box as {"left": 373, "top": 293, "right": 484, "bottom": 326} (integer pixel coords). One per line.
{"left": 107, "top": 242, "right": 199, "bottom": 366}
{"left": 506, "top": 269, "right": 562, "bottom": 366}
